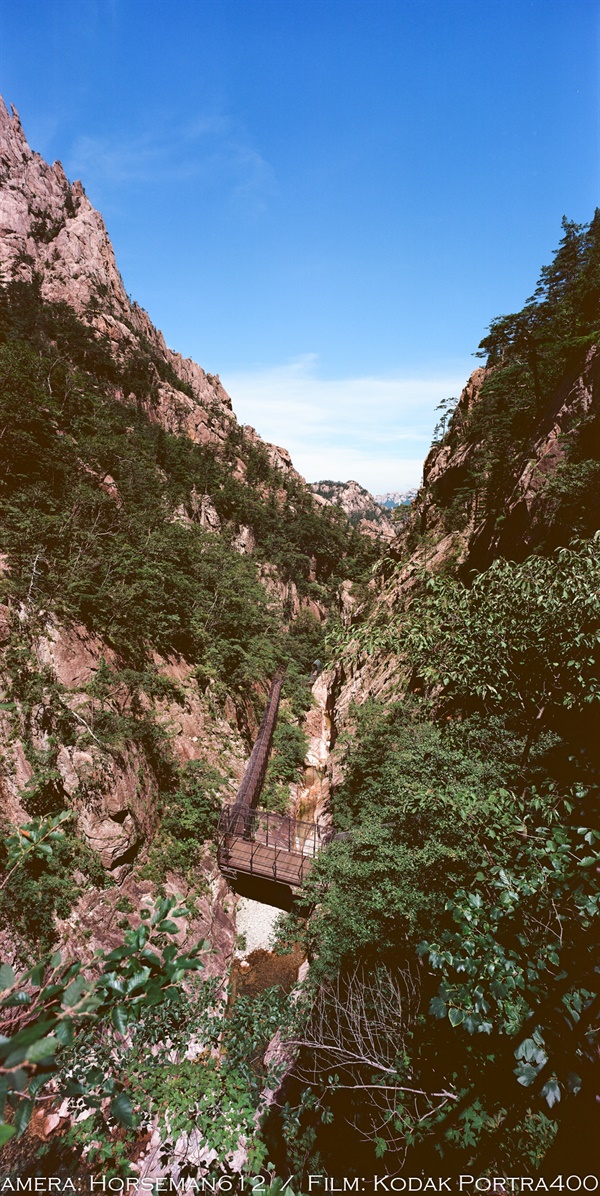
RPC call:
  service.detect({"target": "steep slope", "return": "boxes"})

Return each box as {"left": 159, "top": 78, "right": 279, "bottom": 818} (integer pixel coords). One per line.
{"left": 0, "top": 99, "right": 378, "bottom": 979}
{"left": 397, "top": 216, "right": 600, "bottom": 576}
{"left": 310, "top": 478, "right": 395, "bottom": 539}
{"left": 399, "top": 349, "right": 599, "bottom": 576}
{"left": 0, "top": 100, "right": 390, "bottom": 1177}
{"left": 0, "top": 97, "right": 296, "bottom": 473}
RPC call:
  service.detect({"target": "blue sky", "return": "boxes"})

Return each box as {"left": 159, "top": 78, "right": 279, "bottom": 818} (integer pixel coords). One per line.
{"left": 1, "top": 0, "right": 598, "bottom": 491}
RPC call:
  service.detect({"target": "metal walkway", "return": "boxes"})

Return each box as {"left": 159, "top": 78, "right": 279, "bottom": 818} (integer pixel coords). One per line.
{"left": 216, "top": 669, "right": 333, "bottom": 889}
{"left": 217, "top": 804, "right": 335, "bottom": 888}
{"left": 228, "top": 666, "right": 285, "bottom": 830}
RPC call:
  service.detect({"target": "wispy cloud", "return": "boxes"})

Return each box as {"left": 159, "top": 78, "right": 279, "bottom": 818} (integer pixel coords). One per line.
{"left": 67, "top": 112, "right": 275, "bottom": 215}
{"left": 222, "top": 355, "right": 472, "bottom": 494}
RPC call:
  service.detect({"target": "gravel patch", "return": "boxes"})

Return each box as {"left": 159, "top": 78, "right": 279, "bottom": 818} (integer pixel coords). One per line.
{"left": 235, "top": 897, "right": 281, "bottom": 957}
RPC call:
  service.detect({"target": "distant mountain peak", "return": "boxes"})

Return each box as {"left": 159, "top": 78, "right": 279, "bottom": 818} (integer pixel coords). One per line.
{"left": 309, "top": 479, "right": 395, "bottom": 539}
{"left": 373, "top": 489, "right": 418, "bottom": 509}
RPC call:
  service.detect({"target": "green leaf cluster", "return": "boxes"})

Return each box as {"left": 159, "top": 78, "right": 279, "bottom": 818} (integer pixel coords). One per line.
{"left": 261, "top": 717, "right": 308, "bottom": 812}
{"left": 59, "top": 979, "right": 290, "bottom": 1176}
{"left": 142, "top": 758, "right": 224, "bottom": 882}
{"left": 289, "top": 536, "right": 600, "bottom": 1170}
{"left": 0, "top": 896, "right": 204, "bottom": 1145}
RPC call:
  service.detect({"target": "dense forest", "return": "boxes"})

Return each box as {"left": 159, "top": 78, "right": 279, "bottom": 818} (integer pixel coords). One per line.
{"left": 1, "top": 209, "right": 599, "bottom": 1183}
{"left": 281, "top": 216, "right": 600, "bottom": 1178}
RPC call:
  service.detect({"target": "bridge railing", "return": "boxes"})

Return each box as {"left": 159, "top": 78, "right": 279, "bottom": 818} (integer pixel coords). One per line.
{"left": 230, "top": 668, "right": 285, "bottom": 814}
{"left": 217, "top": 803, "right": 335, "bottom": 865}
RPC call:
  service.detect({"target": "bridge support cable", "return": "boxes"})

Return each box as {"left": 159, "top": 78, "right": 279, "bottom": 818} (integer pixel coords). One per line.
{"left": 217, "top": 668, "right": 334, "bottom": 888}
{"left": 229, "top": 666, "right": 285, "bottom": 835}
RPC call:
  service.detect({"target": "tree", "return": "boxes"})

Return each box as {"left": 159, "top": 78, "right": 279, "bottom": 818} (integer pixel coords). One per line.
{"left": 400, "top": 536, "right": 600, "bottom": 760}
{"left": 0, "top": 814, "right": 205, "bottom": 1147}
{"left": 285, "top": 963, "right": 458, "bottom": 1166}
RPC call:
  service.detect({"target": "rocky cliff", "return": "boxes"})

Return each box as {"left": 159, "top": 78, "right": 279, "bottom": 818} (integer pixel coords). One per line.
{"left": 0, "top": 98, "right": 299, "bottom": 477}
{"left": 0, "top": 98, "right": 381, "bottom": 1174}
{"left": 0, "top": 97, "right": 378, "bottom": 986}
{"left": 396, "top": 350, "right": 600, "bottom": 576}
{"left": 310, "top": 478, "right": 395, "bottom": 540}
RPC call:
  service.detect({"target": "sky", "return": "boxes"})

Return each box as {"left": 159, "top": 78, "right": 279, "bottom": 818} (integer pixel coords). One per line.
{"left": 0, "top": 0, "right": 599, "bottom": 492}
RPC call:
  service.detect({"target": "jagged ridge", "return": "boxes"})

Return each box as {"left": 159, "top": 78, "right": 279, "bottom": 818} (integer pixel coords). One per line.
{"left": 0, "top": 97, "right": 298, "bottom": 477}
{"left": 310, "top": 478, "right": 395, "bottom": 539}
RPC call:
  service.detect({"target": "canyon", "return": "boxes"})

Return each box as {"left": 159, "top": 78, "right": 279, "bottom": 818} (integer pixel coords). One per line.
{"left": 0, "top": 96, "right": 355, "bottom": 1178}
{"left": 1, "top": 95, "right": 599, "bottom": 1181}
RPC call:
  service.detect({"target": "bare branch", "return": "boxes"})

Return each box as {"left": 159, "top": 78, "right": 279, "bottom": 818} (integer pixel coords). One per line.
{"left": 283, "top": 962, "right": 457, "bottom": 1158}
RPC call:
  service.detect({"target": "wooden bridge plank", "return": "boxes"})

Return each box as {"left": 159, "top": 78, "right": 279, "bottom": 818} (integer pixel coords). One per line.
{"left": 230, "top": 668, "right": 285, "bottom": 815}
{"left": 219, "top": 837, "right": 313, "bottom": 887}
{"left": 215, "top": 672, "right": 330, "bottom": 890}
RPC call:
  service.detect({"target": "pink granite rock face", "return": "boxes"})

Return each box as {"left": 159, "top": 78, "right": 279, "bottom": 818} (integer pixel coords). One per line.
{"left": 0, "top": 97, "right": 306, "bottom": 478}
{"left": 398, "top": 348, "right": 600, "bottom": 572}
{"left": 0, "top": 101, "right": 222, "bottom": 398}
{"left": 310, "top": 478, "right": 395, "bottom": 540}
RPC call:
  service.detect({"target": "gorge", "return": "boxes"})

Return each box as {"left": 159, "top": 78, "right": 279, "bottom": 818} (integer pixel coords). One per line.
{"left": 0, "top": 97, "right": 599, "bottom": 1184}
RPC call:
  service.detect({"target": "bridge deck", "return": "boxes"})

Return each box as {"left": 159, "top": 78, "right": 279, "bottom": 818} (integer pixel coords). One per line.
{"left": 217, "top": 804, "right": 333, "bottom": 889}
{"left": 216, "top": 673, "right": 333, "bottom": 890}
{"left": 218, "top": 837, "right": 313, "bottom": 887}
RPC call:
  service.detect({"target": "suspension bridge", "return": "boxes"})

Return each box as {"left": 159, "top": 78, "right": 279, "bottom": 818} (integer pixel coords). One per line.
{"left": 216, "top": 669, "right": 334, "bottom": 889}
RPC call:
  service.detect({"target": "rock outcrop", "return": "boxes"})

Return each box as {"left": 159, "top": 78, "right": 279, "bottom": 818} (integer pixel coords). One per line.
{"left": 471, "top": 347, "right": 600, "bottom": 566}
{"left": 310, "top": 478, "right": 395, "bottom": 540}
{"left": 397, "top": 351, "right": 600, "bottom": 575}
{"left": 0, "top": 607, "right": 245, "bottom": 969}
{"left": 0, "top": 97, "right": 304, "bottom": 480}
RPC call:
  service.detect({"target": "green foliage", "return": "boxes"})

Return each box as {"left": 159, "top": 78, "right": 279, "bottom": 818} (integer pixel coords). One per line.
{"left": 538, "top": 457, "right": 600, "bottom": 541}
{"left": 281, "top": 609, "right": 326, "bottom": 717}
{"left": 0, "top": 895, "right": 205, "bottom": 1144}
{"left": 1, "top": 811, "right": 71, "bottom": 880}
{"left": 261, "top": 718, "right": 308, "bottom": 812}
{"left": 298, "top": 701, "right": 519, "bottom": 972}
{"left": 421, "top": 812, "right": 600, "bottom": 1037}
{"left": 60, "top": 979, "right": 291, "bottom": 1176}
{"left": 143, "top": 759, "right": 225, "bottom": 882}
{"left": 400, "top": 536, "right": 600, "bottom": 738}
{"left": 0, "top": 279, "right": 368, "bottom": 1172}
{"left": 292, "top": 535, "right": 600, "bottom": 1170}
{"left": 287, "top": 694, "right": 599, "bottom": 1165}
{"left": 4, "top": 204, "right": 600, "bottom": 1180}
{"left": 0, "top": 816, "right": 106, "bottom": 952}
{"left": 345, "top": 536, "right": 600, "bottom": 746}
